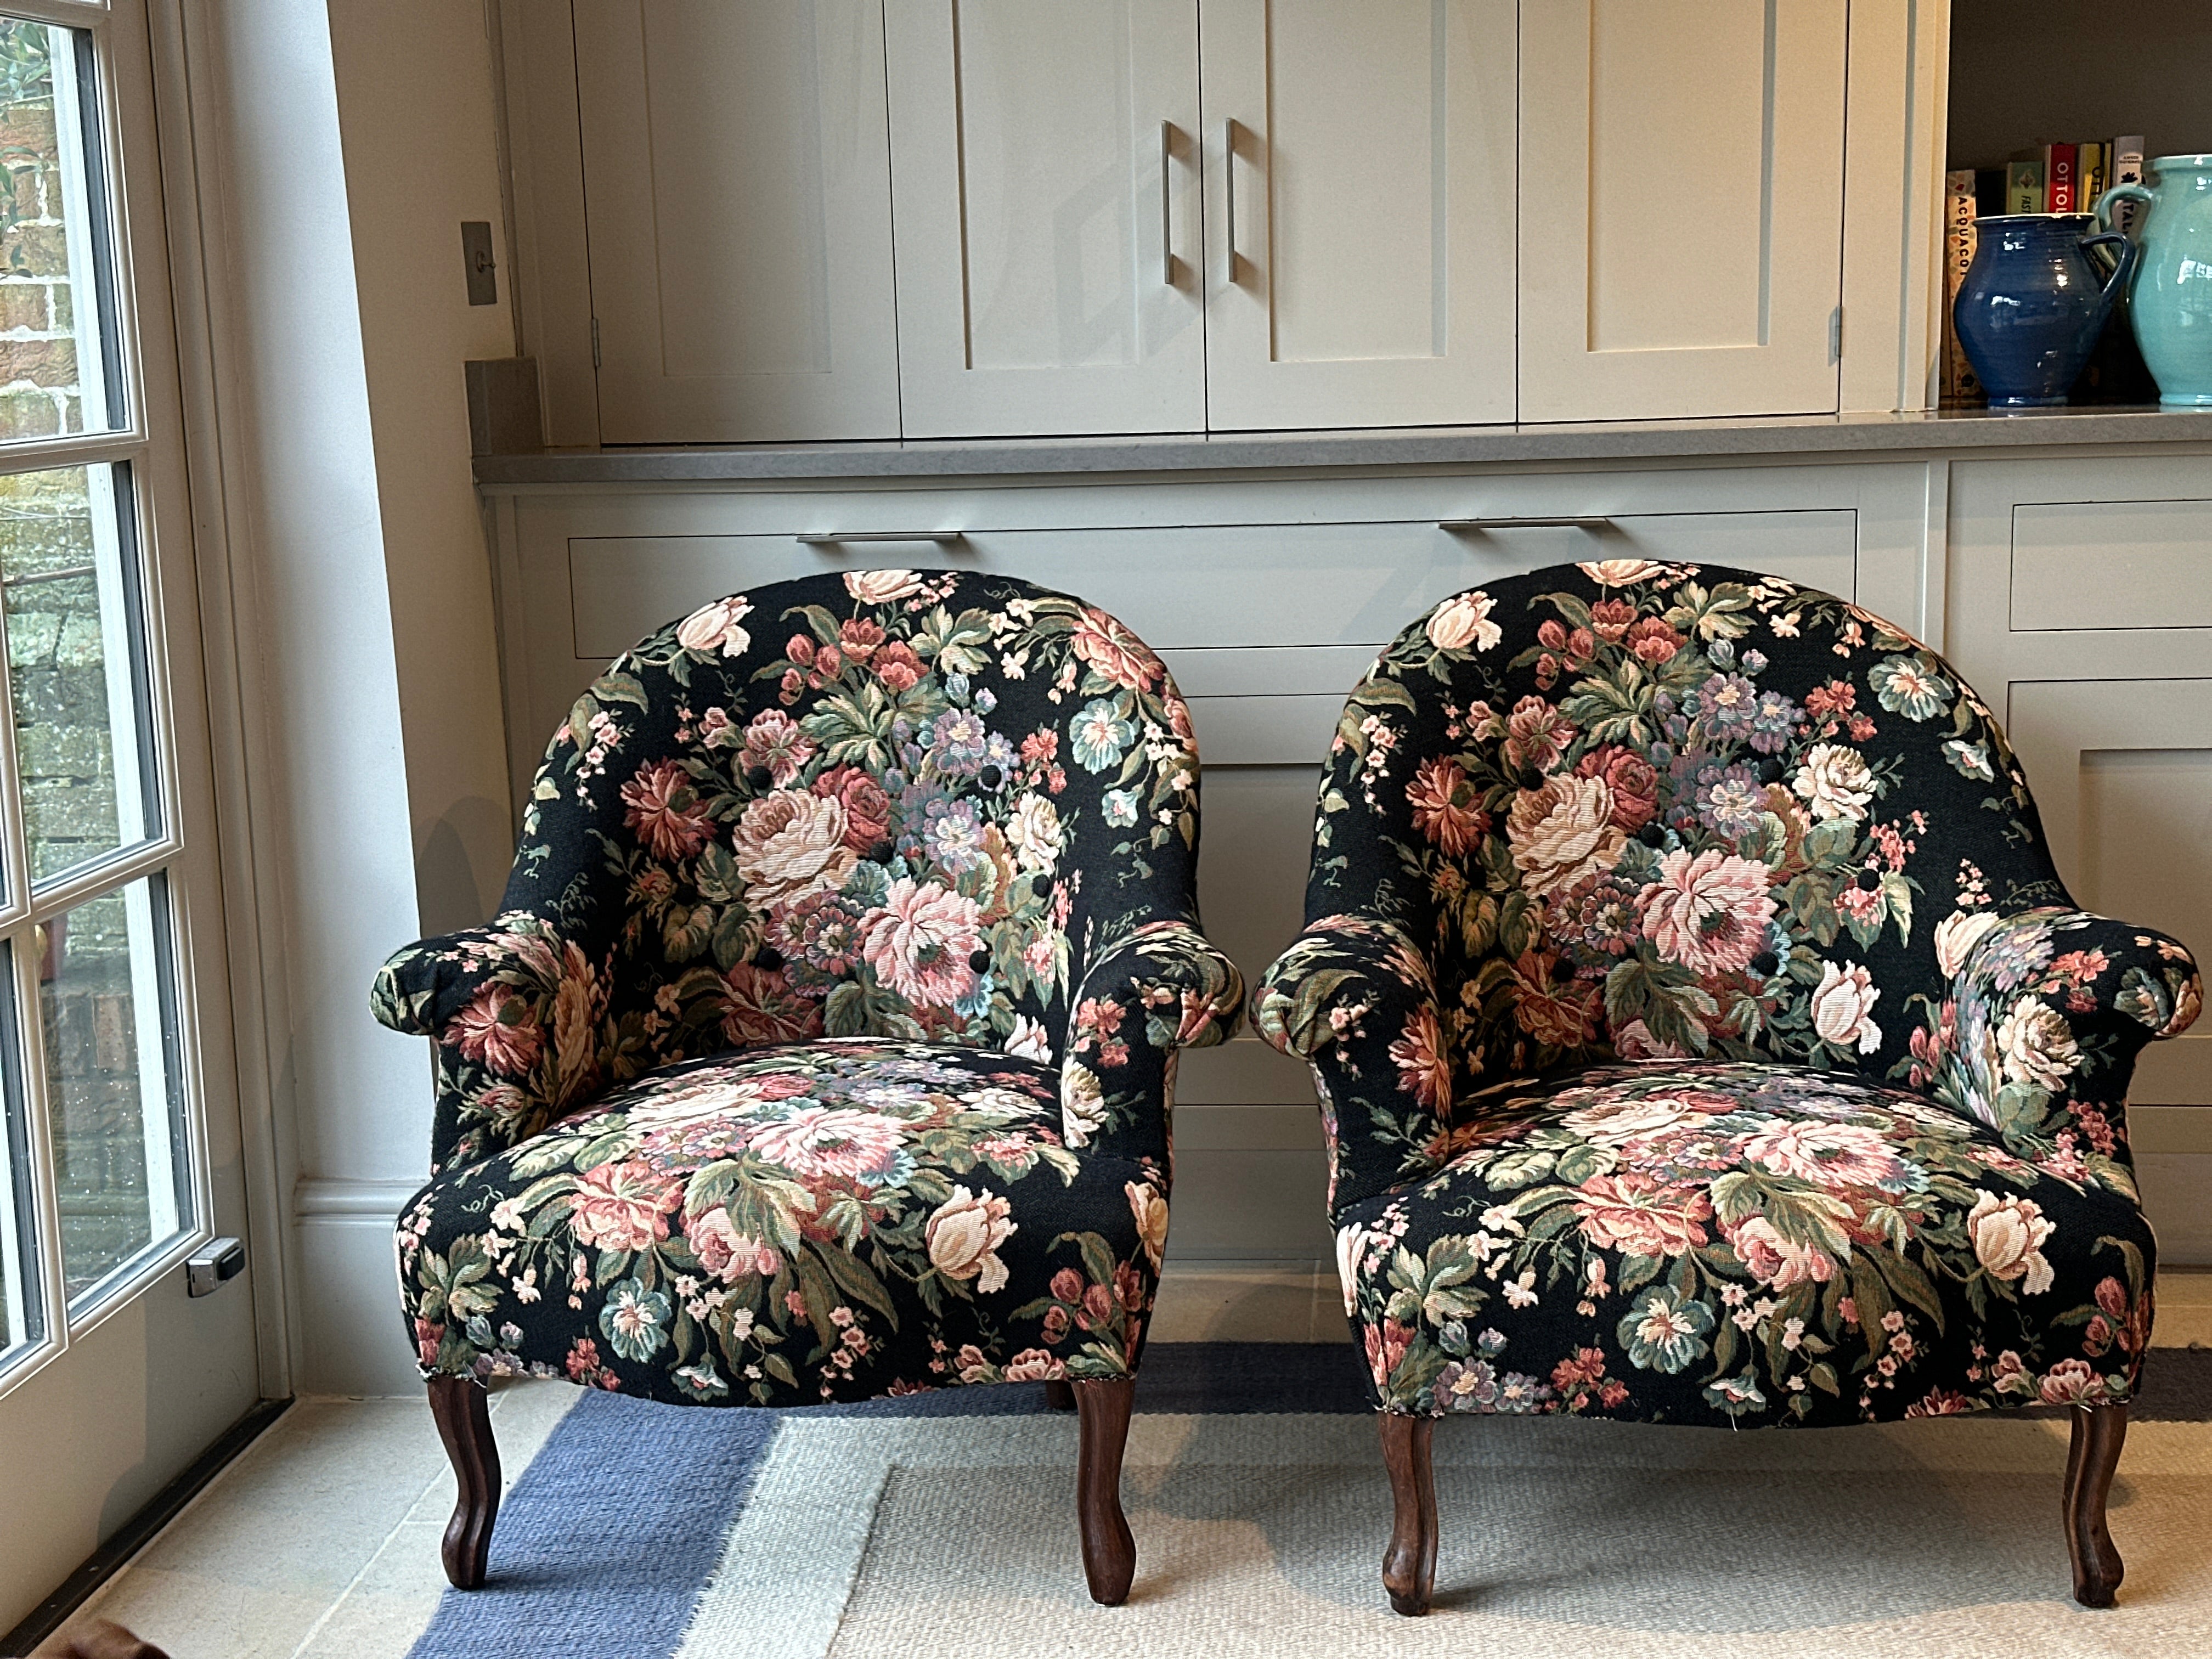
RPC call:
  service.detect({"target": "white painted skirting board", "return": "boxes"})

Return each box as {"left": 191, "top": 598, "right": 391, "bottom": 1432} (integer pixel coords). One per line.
{"left": 292, "top": 1176, "right": 431, "bottom": 1396}
{"left": 295, "top": 1177, "right": 427, "bottom": 1217}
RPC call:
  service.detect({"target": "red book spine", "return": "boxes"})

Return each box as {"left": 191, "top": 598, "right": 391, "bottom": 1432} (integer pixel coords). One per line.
{"left": 2046, "top": 143, "right": 2078, "bottom": 212}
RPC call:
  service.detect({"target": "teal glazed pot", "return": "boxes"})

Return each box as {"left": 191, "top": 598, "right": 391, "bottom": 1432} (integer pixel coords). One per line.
{"left": 1952, "top": 215, "right": 2134, "bottom": 407}
{"left": 2098, "top": 155, "right": 2212, "bottom": 406}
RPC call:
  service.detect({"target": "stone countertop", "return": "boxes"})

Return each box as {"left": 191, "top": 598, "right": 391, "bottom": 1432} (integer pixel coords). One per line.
{"left": 474, "top": 406, "right": 2212, "bottom": 487}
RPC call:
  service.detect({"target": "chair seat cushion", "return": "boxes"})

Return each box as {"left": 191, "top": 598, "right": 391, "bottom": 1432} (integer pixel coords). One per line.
{"left": 397, "top": 1039, "right": 1167, "bottom": 1407}
{"left": 1336, "top": 1060, "right": 2153, "bottom": 1427}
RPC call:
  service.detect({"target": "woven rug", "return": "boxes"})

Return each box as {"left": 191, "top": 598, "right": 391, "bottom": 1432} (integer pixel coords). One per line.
{"left": 407, "top": 1345, "right": 2212, "bottom": 1659}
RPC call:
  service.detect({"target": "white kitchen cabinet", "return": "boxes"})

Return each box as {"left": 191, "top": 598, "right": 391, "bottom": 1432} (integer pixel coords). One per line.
{"left": 519, "top": 1, "right": 1942, "bottom": 439}
{"left": 572, "top": 0, "right": 902, "bottom": 443}
{"left": 1197, "top": 0, "right": 1516, "bottom": 431}
{"left": 1945, "top": 454, "right": 2212, "bottom": 1260}
{"left": 883, "top": 0, "right": 1205, "bottom": 437}
{"left": 1516, "top": 0, "right": 1851, "bottom": 423}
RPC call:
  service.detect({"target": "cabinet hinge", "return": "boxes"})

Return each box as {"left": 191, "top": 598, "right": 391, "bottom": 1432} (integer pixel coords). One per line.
{"left": 1830, "top": 305, "right": 1843, "bottom": 362}
{"left": 590, "top": 316, "right": 602, "bottom": 369}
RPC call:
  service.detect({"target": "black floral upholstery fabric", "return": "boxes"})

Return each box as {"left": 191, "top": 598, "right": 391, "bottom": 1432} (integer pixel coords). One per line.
{"left": 373, "top": 571, "right": 1242, "bottom": 1405}
{"left": 1255, "top": 560, "right": 2199, "bottom": 1426}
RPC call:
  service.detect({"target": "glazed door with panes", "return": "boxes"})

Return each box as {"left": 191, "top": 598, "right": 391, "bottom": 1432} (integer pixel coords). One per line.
{"left": 0, "top": 2, "right": 256, "bottom": 1632}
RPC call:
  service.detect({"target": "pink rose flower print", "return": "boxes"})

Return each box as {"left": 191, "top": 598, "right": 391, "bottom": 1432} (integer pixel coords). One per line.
{"left": 568, "top": 1159, "right": 682, "bottom": 1253}
{"left": 620, "top": 759, "right": 716, "bottom": 862}
{"left": 861, "top": 878, "right": 984, "bottom": 1008}
{"left": 1637, "top": 848, "right": 1776, "bottom": 977}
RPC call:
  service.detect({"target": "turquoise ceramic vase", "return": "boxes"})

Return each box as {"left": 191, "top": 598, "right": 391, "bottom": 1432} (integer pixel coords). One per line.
{"left": 2098, "top": 155, "right": 2212, "bottom": 406}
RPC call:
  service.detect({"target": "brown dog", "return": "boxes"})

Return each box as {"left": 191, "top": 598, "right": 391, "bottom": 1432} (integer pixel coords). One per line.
{"left": 30, "top": 1618, "right": 170, "bottom": 1659}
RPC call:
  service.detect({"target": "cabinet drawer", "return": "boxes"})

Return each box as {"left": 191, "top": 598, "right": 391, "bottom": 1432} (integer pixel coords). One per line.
{"left": 565, "top": 507, "right": 1858, "bottom": 659}
{"left": 2011, "top": 498, "right": 2212, "bottom": 631}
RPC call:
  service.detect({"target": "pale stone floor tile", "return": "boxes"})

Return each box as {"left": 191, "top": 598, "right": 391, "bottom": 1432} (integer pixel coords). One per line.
{"left": 2157, "top": 1267, "right": 2212, "bottom": 1307}
{"left": 1309, "top": 1268, "right": 1352, "bottom": 1345}
{"left": 51, "top": 1380, "right": 577, "bottom": 1659}
{"left": 2155, "top": 1267, "right": 2212, "bottom": 1348}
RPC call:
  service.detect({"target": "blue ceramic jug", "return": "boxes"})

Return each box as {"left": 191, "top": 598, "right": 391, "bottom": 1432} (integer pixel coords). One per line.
{"left": 2097, "top": 155, "right": 2212, "bottom": 405}
{"left": 1953, "top": 214, "right": 2134, "bottom": 407}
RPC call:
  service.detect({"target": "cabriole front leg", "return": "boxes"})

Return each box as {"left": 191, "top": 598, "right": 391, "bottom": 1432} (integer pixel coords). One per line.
{"left": 1379, "top": 1413, "right": 1438, "bottom": 1616}
{"left": 427, "top": 1376, "right": 501, "bottom": 1589}
{"left": 2064, "top": 1401, "right": 2128, "bottom": 1607}
{"left": 1073, "top": 1378, "right": 1138, "bottom": 1605}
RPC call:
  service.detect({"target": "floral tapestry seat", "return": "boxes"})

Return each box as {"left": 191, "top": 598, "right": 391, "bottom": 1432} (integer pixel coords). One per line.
{"left": 394, "top": 1040, "right": 1167, "bottom": 1408}
{"left": 1254, "top": 560, "right": 2200, "bottom": 1615}
{"left": 373, "top": 570, "right": 1243, "bottom": 1605}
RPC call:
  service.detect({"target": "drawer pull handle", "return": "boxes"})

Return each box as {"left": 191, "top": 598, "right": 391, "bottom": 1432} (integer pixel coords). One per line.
{"left": 796, "top": 531, "right": 967, "bottom": 546}
{"left": 1438, "top": 517, "right": 1615, "bottom": 533}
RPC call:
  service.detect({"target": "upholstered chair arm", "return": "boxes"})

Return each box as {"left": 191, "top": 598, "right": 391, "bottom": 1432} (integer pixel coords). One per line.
{"left": 372, "top": 910, "right": 612, "bottom": 1175}
{"left": 1254, "top": 914, "right": 1454, "bottom": 1215}
{"left": 1922, "top": 906, "right": 2202, "bottom": 1171}
{"left": 1058, "top": 919, "right": 1244, "bottom": 1164}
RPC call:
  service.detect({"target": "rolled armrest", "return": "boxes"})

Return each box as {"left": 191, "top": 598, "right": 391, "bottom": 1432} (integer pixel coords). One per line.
{"left": 1927, "top": 906, "right": 2202, "bottom": 1168}
{"left": 1254, "top": 914, "right": 1452, "bottom": 1214}
{"left": 371, "top": 910, "right": 610, "bottom": 1173}
{"left": 1058, "top": 918, "right": 1244, "bottom": 1163}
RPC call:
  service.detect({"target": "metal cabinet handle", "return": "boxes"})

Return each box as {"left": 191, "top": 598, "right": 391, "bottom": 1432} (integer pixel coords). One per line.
{"left": 795, "top": 531, "right": 967, "bottom": 546}
{"left": 1161, "top": 120, "right": 1177, "bottom": 286}
{"left": 1223, "top": 118, "right": 1240, "bottom": 281}
{"left": 1438, "top": 517, "right": 1615, "bottom": 533}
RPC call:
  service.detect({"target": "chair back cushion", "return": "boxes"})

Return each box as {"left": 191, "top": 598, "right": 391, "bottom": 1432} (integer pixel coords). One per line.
{"left": 1309, "top": 559, "right": 2070, "bottom": 1099}
{"left": 509, "top": 569, "right": 1202, "bottom": 1073}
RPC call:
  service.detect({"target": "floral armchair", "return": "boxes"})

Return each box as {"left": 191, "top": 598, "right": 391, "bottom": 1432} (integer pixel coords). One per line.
{"left": 371, "top": 569, "right": 1242, "bottom": 1604}
{"left": 1253, "top": 559, "right": 2200, "bottom": 1615}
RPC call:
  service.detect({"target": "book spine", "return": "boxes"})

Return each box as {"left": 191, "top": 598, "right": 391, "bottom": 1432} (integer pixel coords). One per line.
{"left": 2046, "top": 143, "right": 2078, "bottom": 212}
{"left": 1942, "top": 171, "right": 1982, "bottom": 408}
{"left": 2079, "top": 142, "right": 2107, "bottom": 212}
{"left": 2006, "top": 159, "right": 2044, "bottom": 215}
{"left": 2112, "top": 136, "right": 2146, "bottom": 233}
{"left": 1974, "top": 167, "right": 2007, "bottom": 217}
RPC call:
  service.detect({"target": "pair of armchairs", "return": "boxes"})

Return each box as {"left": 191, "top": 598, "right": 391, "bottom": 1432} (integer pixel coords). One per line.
{"left": 375, "top": 561, "right": 2198, "bottom": 1614}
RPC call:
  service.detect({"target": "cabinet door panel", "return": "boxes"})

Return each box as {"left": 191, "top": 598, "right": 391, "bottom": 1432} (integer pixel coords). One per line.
{"left": 1200, "top": 0, "right": 1515, "bottom": 430}
{"left": 885, "top": 0, "right": 1203, "bottom": 436}
{"left": 1519, "top": 0, "right": 1848, "bottom": 422}
{"left": 2006, "top": 680, "right": 2212, "bottom": 1109}
{"left": 575, "top": 1, "right": 901, "bottom": 441}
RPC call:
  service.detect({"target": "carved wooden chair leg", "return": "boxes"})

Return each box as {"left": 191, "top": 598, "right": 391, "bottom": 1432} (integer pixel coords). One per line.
{"left": 2064, "top": 1401, "right": 2128, "bottom": 1607}
{"left": 1380, "top": 1414, "right": 1438, "bottom": 1616}
{"left": 1042, "top": 1378, "right": 1076, "bottom": 1411}
{"left": 1072, "top": 1377, "right": 1138, "bottom": 1605}
{"left": 427, "top": 1376, "right": 501, "bottom": 1589}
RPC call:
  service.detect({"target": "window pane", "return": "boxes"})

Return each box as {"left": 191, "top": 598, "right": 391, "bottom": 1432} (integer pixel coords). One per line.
{"left": 0, "top": 20, "right": 120, "bottom": 438}
{"left": 0, "top": 938, "right": 40, "bottom": 1363}
{"left": 41, "top": 873, "right": 187, "bottom": 1305}
{"left": 1, "top": 462, "right": 157, "bottom": 882}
